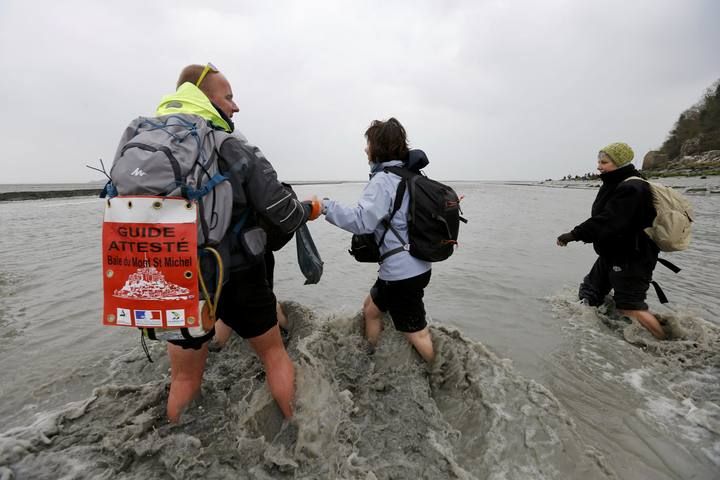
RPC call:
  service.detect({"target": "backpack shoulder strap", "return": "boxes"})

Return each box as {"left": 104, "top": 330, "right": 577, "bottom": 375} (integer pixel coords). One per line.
{"left": 390, "top": 174, "right": 406, "bottom": 217}
{"left": 623, "top": 176, "right": 648, "bottom": 183}
{"left": 209, "top": 130, "right": 234, "bottom": 162}
{"left": 380, "top": 166, "right": 410, "bottom": 223}
{"left": 376, "top": 167, "right": 412, "bottom": 262}
{"left": 657, "top": 257, "right": 681, "bottom": 273}
{"left": 383, "top": 165, "right": 415, "bottom": 212}
{"left": 212, "top": 129, "right": 234, "bottom": 147}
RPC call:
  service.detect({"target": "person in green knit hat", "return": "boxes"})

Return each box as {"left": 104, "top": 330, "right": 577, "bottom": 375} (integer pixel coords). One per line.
{"left": 556, "top": 142, "right": 666, "bottom": 339}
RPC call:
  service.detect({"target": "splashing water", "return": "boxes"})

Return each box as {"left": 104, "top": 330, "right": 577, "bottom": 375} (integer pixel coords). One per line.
{"left": 547, "top": 293, "right": 720, "bottom": 479}
{"left": 0, "top": 303, "right": 613, "bottom": 479}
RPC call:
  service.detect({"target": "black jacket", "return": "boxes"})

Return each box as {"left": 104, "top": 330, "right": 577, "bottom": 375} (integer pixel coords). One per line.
{"left": 218, "top": 135, "right": 308, "bottom": 269}
{"left": 571, "top": 165, "right": 658, "bottom": 261}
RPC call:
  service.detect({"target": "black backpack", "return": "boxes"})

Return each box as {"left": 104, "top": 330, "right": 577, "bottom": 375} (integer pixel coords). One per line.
{"left": 383, "top": 166, "right": 466, "bottom": 262}
{"left": 348, "top": 152, "right": 466, "bottom": 263}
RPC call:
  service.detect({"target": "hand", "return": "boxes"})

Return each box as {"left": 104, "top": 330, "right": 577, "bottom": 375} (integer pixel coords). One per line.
{"left": 302, "top": 196, "right": 323, "bottom": 221}
{"left": 556, "top": 232, "right": 575, "bottom": 246}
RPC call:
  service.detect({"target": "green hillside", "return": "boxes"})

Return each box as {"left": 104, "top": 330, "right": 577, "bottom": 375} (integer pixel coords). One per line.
{"left": 643, "top": 79, "right": 720, "bottom": 175}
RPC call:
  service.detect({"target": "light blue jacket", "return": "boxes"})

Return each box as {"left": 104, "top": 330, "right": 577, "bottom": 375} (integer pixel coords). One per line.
{"left": 323, "top": 159, "right": 431, "bottom": 281}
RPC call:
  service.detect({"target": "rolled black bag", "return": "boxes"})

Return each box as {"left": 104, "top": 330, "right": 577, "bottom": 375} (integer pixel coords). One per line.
{"left": 296, "top": 223, "right": 323, "bottom": 284}
{"left": 349, "top": 234, "right": 380, "bottom": 263}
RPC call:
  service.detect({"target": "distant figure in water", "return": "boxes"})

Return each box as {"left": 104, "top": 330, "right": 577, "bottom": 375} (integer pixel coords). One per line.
{"left": 556, "top": 142, "right": 666, "bottom": 339}
{"left": 318, "top": 118, "right": 435, "bottom": 362}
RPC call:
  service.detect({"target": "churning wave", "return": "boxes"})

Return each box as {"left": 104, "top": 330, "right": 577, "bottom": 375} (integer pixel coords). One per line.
{"left": 548, "top": 292, "right": 720, "bottom": 478}
{"left": 0, "top": 303, "right": 613, "bottom": 480}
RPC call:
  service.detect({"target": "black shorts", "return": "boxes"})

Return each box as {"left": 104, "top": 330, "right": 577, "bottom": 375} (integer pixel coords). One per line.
{"left": 370, "top": 270, "right": 431, "bottom": 333}
{"left": 168, "top": 260, "right": 277, "bottom": 349}
{"left": 215, "top": 261, "right": 278, "bottom": 339}
{"left": 265, "top": 251, "right": 275, "bottom": 289}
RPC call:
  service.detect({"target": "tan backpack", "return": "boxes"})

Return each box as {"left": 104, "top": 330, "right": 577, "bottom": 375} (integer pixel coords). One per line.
{"left": 625, "top": 177, "right": 694, "bottom": 251}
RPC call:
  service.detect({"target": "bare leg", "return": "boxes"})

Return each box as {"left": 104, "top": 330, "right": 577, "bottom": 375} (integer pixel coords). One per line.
{"left": 618, "top": 309, "right": 666, "bottom": 340}
{"left": 403, "top": 326, "right": 435, "bottom": 363}
{"left": 276, "top": 302, "right": 289, "bottom": 330}
{"left": 248, "top": 325, "right": 295, "bottom": 418}
{"left": 213, "top": 318, "right": 233, "bottom": 348}
{"left": 166, "top": 342, "right": 208, "bottom": 423}
{"left": 363, "top": 295, "right": 384, "bottom": 346}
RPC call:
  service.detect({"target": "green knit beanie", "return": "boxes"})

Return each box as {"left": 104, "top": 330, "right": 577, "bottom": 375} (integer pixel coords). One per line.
{"left": 599, "top": 142, "right": 634, "bottom": 167}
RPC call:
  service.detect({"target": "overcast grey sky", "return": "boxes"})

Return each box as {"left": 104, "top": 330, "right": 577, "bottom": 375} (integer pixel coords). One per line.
{"left": 1, "top": 0, "right": 718, "bottom": 183}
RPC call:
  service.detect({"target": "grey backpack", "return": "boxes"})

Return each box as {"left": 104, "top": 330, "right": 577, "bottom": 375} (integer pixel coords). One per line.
{"left": 103, "top": 114, "right": 234, "bottom": 344}
{"left": 107, "top": 114, "right": 233, "bottom": 247}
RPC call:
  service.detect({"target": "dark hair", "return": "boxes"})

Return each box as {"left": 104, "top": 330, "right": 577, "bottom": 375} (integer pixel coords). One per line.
{"left": 364, "top": 117, "right": 409, "bottom": 162}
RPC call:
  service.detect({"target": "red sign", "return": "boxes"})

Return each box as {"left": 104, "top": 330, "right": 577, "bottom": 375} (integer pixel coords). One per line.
{"left": 102, "top": 197, "right": 200, "bottom": 329}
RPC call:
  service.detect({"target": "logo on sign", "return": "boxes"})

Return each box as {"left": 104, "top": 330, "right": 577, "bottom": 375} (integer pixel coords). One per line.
{"left": 134, "top": 310, "right": 162, "bottom": 327}
{"left": 166, "top": 309, "right": 186, "bottom": 327}
{"left": 117, "top": 308, "right": 132, "bottom": 326}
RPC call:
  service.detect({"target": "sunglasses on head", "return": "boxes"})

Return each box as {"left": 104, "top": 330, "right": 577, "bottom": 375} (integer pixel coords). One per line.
{"left": 196, "top": 62, "right": 219, "bottom": 88}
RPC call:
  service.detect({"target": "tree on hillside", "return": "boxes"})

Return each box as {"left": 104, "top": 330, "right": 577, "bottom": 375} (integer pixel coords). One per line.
{"left": 660, "top": 79, "right": 720, "bottom": 160}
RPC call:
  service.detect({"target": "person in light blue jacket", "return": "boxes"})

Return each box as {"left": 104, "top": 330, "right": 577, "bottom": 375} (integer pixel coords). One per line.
{"left": 319, "top": 118, "right": 434, "bottom": 362}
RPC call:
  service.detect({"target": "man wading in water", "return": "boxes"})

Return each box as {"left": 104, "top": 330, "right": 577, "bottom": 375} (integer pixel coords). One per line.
{"left": 160, "top": 64, "right": 321, "bottom": 421}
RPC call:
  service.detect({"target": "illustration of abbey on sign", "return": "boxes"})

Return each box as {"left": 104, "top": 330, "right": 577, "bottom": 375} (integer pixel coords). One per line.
{"left": 113, "top": 261, "right": 194, "bottom": 301}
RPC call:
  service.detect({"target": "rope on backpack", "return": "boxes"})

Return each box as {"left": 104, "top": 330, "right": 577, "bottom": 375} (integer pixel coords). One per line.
{"left": 197, "top": 246, "right": 224, "bottom": 320}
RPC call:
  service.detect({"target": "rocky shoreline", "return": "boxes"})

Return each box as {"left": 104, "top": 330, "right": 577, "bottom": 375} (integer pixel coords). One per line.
{"left": 522, "top": 174, "right": 720, "bottom": 194}
{"left": 643, "top": 149, "right": 720, "bottom": 177}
